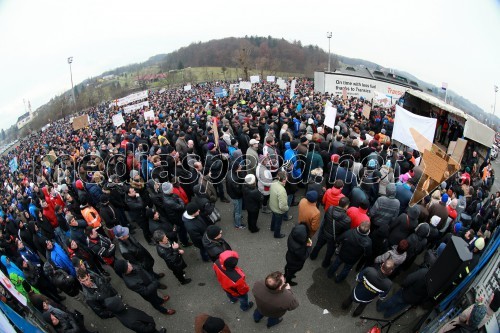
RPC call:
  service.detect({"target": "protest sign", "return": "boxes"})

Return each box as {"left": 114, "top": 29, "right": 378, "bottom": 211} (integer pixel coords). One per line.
{"left": 112, "top": 113, "right": 125, "bottom": 127}
{"left": 250, "top": 75, "right": 260, "bottom": 84}
{"left": 72, "top": 115, "right": 89, "bottom": 130}
{"left": 143, "top": 110, "right": 155, "bottom": 120}
{"left": 266, "top": 75, "right": 275, "bottom": 82}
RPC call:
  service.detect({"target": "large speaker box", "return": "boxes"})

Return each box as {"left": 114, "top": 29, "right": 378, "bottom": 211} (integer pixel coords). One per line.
{"left": 426, "top": 236, "right": 473, "bottom": 297}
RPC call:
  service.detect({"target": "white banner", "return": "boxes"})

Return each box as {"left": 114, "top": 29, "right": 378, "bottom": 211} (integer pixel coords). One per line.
{"left": 392, "top": 105, "right": 437, "bottom": 152}
{"left": 373, "top": 91, "right": 391, "bottom": 108}
{"left": 266, "top": 75, "right": 275, "bottom": 82}
{"left": 229, "top": 84, "right": 239, "bottom": 93}
{"left": 110, "top": 90, "right": 148, "bottom": 107}
{"left": 143, "top": 110, "right": 155, "bottom": 120}
{"left": 324, "top": 106, "right": 337, "bottom": 129}
{"left": 250, "top": 75, "right": 260, "bottom": 84}
{"left": 184, "top": 85, "right": 191, "bottom": 92}
{"left": 112, "top": 113, "right": 125, "bottom": 127}
{"left": 277, "top": 79, "right": 286, "bottom": 90}
{"left": 317, "top": 72, "right": 408, "bottom": 103}
{"left": 290, "top": 79, "right": 297, "bottom": 99}
{"left": 239, "top": 81, "right": 252, "bottom": 90}
{"left": 0, "top": 270, "right": 27, "bottom": 306}
{"left": 123, "top": 101, "right": 149, "bottom": 114}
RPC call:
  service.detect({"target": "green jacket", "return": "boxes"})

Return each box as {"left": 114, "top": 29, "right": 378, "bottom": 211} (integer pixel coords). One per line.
{"left": 269, "top": 181, "right": 289, "bottom": 214}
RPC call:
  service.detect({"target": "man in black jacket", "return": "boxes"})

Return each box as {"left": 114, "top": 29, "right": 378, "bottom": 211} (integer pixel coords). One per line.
{"left": 113, "top": 225, "right": 166, "bottom": 283}
{"left": 242, "top": 174, "right": 262, "bottom": 233}
{"left": 125, "top": 187, "right": 152, "bottom": 244}
{"left": 183, "top": 202, "right": 210, "bottom": 262}
{"left": 161, "top": 182, "right": 190, "bottom": 246}
{"left": 114, "top": 259, "right": 176, "bottom": 315}
{"left": 153, "top": 230, "right": 191, "bottom": 285}
{"left": 376, "top": 267, "right": 428, "bottom": 318}
{"left": 203, "top": 225, "right": 232, "bottom": 262}
{"left": 342, "top": 259, "right": 394, "bottom": 317}
{"left": 104, "top": 296, "right": 166, "bottom": 333}
{"left": 77, "top": 268, "right": 118, "bottom": 319}
{"left": 310, "top": 197, "right": 351, "bottom": 268}
{"left": 205, "top": 142, "right": 230, "bottom": 203}
{"left": 226, "top": 163, "right": 245, "bottom": 229}
{"left": 327, "top": 221, "right": 372, "bottom": 283}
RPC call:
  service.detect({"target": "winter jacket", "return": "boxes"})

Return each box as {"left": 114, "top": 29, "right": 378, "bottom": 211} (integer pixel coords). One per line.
{"left": 269, "top": 181, "right": 289, "bottom": 215}
{"left": 125, "top": 195, "right": 146, "bottom": 224}
{"left": 85, "top": 183, "right": 103, "bottom": 207}
{"left": 347, "top": 206, "right": 370, "bottom": 229}
{"left": 81, "top": 205, "right": 102, "bottom": 229}
{"left": 202, "top": 233, "right": 231, "bottom": 262}
{"left": 245, "top": 147, "right": 259, "bottom": 176}
{"left": 284, "top": 142, "right": 301, "bottom": 179}
{"left": 322, "top": 187, "right": 345, "bottom": 212}
{"left": 213, "top": 250, "right": 250, "bottom": 297}
{"left": 332, "top": 166, "right": 358, "bottom": 196}
{"left": 395, "top": 183, "right": 413, "bottom": 215}
{"left": 183, "top": 212, "right": 207, "bottom": 246}
{"left": 146, "top": 180, "right": 166, "bottom": 216}
{"left": 378, "top": 165, "right": 394, "bottom": 196}
{"left": 252, "top": 279, "right": 299, "bottom": 318}
{"left": 337, "top": 227, "right": 372, "bottom": 264}
{"left": 86, "top": 234, "right": 115, "bottom": 265}
{"left": 104, "top": 296, "right": 158, "bottom": 333}
{"left": 47, "top": 243, "right": 76, "bottom": 277}
{"left": 321, "top": 206, "right": 351, "bottom": 241}
{"left": 428, "top": 202, "right": 449, "bottom": 230}
{"left": 156, "top": 242, "right": 187, "bottom": 272}
{"left": 117, "top": 236, "right": 154, "bottom": 272}
{"left": 353, "top": 266, "right": 392, "bottom": 303}
{"left": 388, "top": 205, "right": 419, "bottom": 246}
{"left": 45, "top": 310, "right": 80, "bottom": 333}
{"left": 406, "top": 223, "right": 430, "bottom": 259}
{"left": 374, "top": 245, "right": 407, "bottom": 268}
{"left": 81, "top": 272, "right": 118, "bottom": 318}
{"left": 122, "top": 265, "right": 158, "bottom": 301}
{"left": 256, "top": 163, "right": 273, "bottom": 196}
{"left": 162, "top": 194, "right": 185, "bottom": 223}
{"left": 226, "top": 169, "right": 243, "bottom": 200}
{"left": 369, "top": 183, "right": 400, "bottom": 228}
{"left": 401, "top": 268, "right": 429, "bottom": 304}
{"left": 297, "top": 198, "right": 320, "bottom": 237}
{"left": 99, "top": 203, "right": 120, "bottom": 229}
{"left": 285, "top": 223, "right": 311, "bottom": 271}
{"left": 242, "top": 184, "right": 262, "bottom": 212}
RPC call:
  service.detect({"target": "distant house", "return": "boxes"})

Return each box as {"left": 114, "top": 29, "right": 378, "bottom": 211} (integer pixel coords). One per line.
{"left": 17, "top": 109, "right": 36, "bottom": 129}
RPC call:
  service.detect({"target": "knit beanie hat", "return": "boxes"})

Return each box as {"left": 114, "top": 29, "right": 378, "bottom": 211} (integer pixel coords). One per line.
{"left": 202, "top": 316, "right": 226, "bottom": 333}
{"left": 306, "top": 190, "right": 318, "bottom": 203}
{"left": 186, "top": 202, "right": 199, "bottom": 215}
{"left": 206, "top": 225, "right": 222, "bottom": 239}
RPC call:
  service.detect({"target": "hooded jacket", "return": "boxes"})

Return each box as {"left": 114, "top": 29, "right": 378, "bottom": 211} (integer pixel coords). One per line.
{"left": 285, "top": 223, "right": 311, "bottom": 270}
{"left": 369, "top": 183, "right": 400, "bottom": 228}
{"left": 213, "top": 250, "right": 249, "bottom": 297}
{"left": 321, "top": 205, "right": 352, "bottom": 240}
{"left": 388, "top": 205, "right": 420, "bottom": 246}
{"left": 322, "top": 187, "right": 345, "bottom": 212}
{"left": 347, "top": 206, "right": 370, "bottom": 229}
{"left": 406, "top": 223, "right": 430, "bottom": 259}
{"left": 284, "top": 142, "right": 301, "bottom": 179}
{"left": 41, "top": 187, "right": 60, "bottom": 228}
{"left": 337, "top": 227, "right": 372, "bottom": 264}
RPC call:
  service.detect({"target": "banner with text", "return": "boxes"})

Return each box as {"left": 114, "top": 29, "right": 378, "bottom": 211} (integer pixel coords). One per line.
{"left": 110, "top": 90, "right": 148, "bottom": 107}
{"left": 123, "top": 101, "right": 149, "bottom": 114}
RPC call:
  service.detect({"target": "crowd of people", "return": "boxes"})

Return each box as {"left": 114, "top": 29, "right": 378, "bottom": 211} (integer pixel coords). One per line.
{"left": 0, "top": 78, "right": 498, "bottom": 332}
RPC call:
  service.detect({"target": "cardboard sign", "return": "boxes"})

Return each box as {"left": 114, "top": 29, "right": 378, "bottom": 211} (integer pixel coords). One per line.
{"left": 362, "top": 104, "right": 371, "bottom": 119}
{"left": 422, "top": 149, "right": 449, "bottom": 182}
{"left": 72, "top": 115, "right": 89, "bottom": 130}
{"left": 324, "top": 106, "right": 337, "bottom": 129}
{"left": 451, "top": 138, "right": 467, "bottom": 164}
{"left": 112, "top": 113, "right": 125, "bottom": 127}
{"left": 143, "top": 110, "right": 155, "bottom": 120}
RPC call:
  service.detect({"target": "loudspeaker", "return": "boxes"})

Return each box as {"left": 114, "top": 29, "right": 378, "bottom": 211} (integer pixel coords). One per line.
{"left": 425, "top": 236, "right": 472, "bottom": 297}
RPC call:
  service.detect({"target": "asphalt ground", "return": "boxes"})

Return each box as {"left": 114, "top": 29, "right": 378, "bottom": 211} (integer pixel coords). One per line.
{"left": 61, "top": 186, "right": 426, "bottom": 333}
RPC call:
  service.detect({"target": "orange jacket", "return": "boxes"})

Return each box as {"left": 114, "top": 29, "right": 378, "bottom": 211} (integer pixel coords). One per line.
{"left": 81, "top": 206, "right": 102, "bottom": 229}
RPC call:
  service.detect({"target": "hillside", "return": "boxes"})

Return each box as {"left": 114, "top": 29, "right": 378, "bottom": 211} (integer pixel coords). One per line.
{"left": 5, "top": 36, "right": 497, "bottom": 140}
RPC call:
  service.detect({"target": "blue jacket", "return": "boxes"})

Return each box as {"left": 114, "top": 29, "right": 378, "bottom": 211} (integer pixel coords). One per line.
{"left": 293, "top": 118, "right": 301, "bottom": 137}
{"left": 49, "top": 243, "right": 76, "bottom": 277}
{"left": 284, "top": 142, "right": 301, "bottom": 179}
{"left": 19, "top": 245, "right": 42, "bottom": 267}
{"left": 85, "top": 183, "right": 103, "bottom": 207}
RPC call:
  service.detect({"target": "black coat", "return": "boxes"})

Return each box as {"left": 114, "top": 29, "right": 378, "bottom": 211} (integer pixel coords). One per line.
{"left": 118, "top": 236, "right": 155, "bottom": 273}
{"left": 122, "top": 265, "right": 159, "bottom": 301}
{"left": 321, "top": 206, "right": 351, "bottom": 240}
{"left": 162, "top": 194, "right": 185, "bottom": 223}
{"left": 105, "top": 296, "right": 158, "bottom": 333}
{"left": 183, "top": 213, "right": 208, "bottom": 246}
{"left": 81, "top": 272, "right": 118, "bottom": 318}
{"left": 125, "top": 195, "right": 146, "bottom": 223}
{"left": 285, "top": 224, "right": 311, "bottom": 270}
{"left": 156, "top": 243, "right": 187, "bottom": 272}
{"left": 99, "top": 204, "right": 120, "bottom": 229}
{"left": 388, "top": 213, "right": 418, "bottom": 246}
{"left": 337, "top": 228, "right": 372, "bottom": 264}
{"left": 226, "top": 170, "right": 243, "bottom": 200}
{"left": 202, "top": 234, "right": 231, "bottom": 262}
{"left": 242, "top": 184, "right": 262, "bottom": 212}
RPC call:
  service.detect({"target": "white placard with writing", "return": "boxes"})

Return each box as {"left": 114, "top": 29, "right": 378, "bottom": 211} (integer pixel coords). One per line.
{"left": 250, "top": 75, "right": 260, "bottom": 84}
{"left": 184, "top": 85, "right": 192, "bottom": 92}
{"left": 239, "top": 81, "right": 252, "bottom": 90}
{"left": 143, "top": 110, "right": 155, "bottom": 120}
{"left": 123, "top": 101, "right": 150, "bottom": 114}
{"left": 290, "top": 79, "right": 297, "bottom": 98}
{"left": 112, "top": 113, "right": 125, "bottom": 127}
{"left": 266, "top": 76, "right": 275, "bottom": 82}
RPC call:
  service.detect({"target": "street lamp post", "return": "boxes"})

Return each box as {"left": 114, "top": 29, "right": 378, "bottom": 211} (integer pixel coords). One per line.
{"left": 327, "top": 32, "right": 332, "bottom": 72}
{"left": 67, "top": 57, "right": 76, "bottom": 109}
{"left": 494, "top": 85, "right": 498, "bottom": 116}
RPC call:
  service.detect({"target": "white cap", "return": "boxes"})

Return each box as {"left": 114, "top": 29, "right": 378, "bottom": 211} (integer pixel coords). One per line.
{"left": 308, "top": 118, "right": 314, "bottom": 125}
{"left": 245, "top": 174, "right": 256, "bottom": 185}
{"left": 249, "top": 139, "right": 259, "bottom": 145}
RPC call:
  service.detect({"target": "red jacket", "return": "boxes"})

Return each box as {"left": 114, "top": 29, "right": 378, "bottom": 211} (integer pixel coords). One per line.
{"left": 213, "top": 250, "right": 250, "bottom": 297}
{"left": 323, "top": 187, "right": 345, "bottom": 212}
{"left": 347, "top": 206, "right": 370, "bottom": 229}
{"left": 447, "top": 205, "right": 458, "bottom": 221}
{"left": 42, "top": 187, "right": 58, "bottom": 228}
{"left": 173, "top": 186, "right": 189, "bottom": 204}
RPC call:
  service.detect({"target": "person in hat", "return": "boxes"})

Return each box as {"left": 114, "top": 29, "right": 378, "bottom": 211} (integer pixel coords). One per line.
{"left": 161, "top": 182, "right": 190, "bottom": 245}
{"left": 203, "top": 225, "right": 232, "bottom": 262}
{"left": 298, "top": 191, "right": 320, "bottom": 237}
{"left": 212, "top": 250, "right": 254, "bottom": 311}
{"left": 113, "top": 259, "right": 175, "bottom": 316}
{"left": 183, "top": 202, "right": 210, "bottom": 262}
{"left": 153, "top": 229, "right": 191, "bottom": 285}
{"left": 42, "top": 309, "right": 93, "bottom": 333}
{"left": 104, "top": 295, "right": 167, "bottom": 333}
{"left": 113, "top": 225, "right": 165, "bottom": 282}
{"left": 194, "top": 314, "right": 231, "bottom": 333}
{"left": 175, "top": 131, "right": 189, "bottom": 159}
{"left": 246, "top": 139, "right": 260, "bottom": 176}
{"left": 428, "top": 193, "right": 450, "bottom": 230}
{"left": 242, "top": 174, "right": 262, "bottom": 233}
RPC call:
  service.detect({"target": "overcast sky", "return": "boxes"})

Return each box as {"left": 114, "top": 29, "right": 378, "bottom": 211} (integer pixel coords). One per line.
{"left": 0, "top": 0, "right": 499, "bottom": 131}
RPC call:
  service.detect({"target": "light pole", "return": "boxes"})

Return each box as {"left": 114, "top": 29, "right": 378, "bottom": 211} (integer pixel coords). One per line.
{"left": 327, "top": 32, "right": 332, "bottom": 72}
{"left": 67, "top": 57, "right": 76, "bottom": 109}
{"left": 494, "top": 85, "right": 498, "bottom": 116}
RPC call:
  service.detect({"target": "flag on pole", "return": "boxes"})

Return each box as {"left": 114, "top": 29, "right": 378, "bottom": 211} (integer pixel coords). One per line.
{"left": 441, "top": 82, "right": 448, "bottom": 91}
